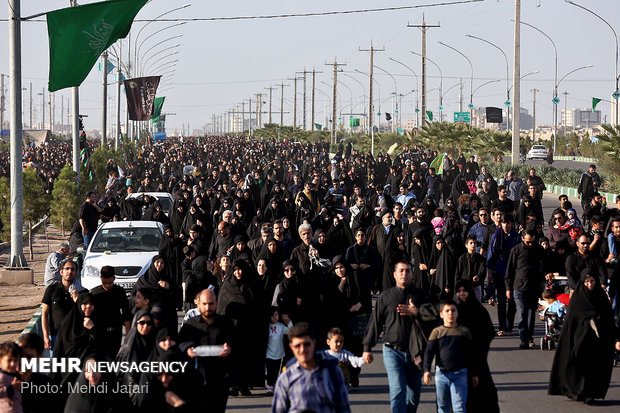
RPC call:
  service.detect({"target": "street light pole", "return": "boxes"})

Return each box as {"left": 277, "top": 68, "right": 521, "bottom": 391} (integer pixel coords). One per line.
{"left": 374, "top": 65, "right": 398, "bottom": 132}
{"left": 515, "top": 19, "right": 558, "bottom": 153}
{"left": 438, "top": 41, "right": 474, "bottom": 121}
{"left": 554, "top": 64, "right": 594, "bottom": 150}
{"left": 466, "top": 34, "right": 510, "bottom": 131}
{"left": 389, "top": 57, "right": 420, "bottom": 127}
{"left": 565, "top": 0, "right": 618, "bottom": 126}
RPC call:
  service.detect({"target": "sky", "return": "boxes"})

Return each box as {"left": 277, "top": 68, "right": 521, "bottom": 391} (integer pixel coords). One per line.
{"left": 0, "top": 0, "right": 618, "bottom": 135}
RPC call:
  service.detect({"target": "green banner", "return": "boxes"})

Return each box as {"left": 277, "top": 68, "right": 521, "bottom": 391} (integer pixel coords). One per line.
{"left": 397, "top": 128, "right": 404, "bottom": 135}
{"left": 592, "top": 97, "right": 602, "bottom": 113}
{"left": 47, "top": 0, "right": 148, "bottom": 92}
{"left": 314, "top": 123, "right": 322, "bottom": 130}
{"left": 349, "top": 118, "right": 360, "bottom": 127}
{"left": 426, "top": 111, "right": 433, "bottom": 121}
{"left": 151, "top": 96, "right": 165, "bottom": 120}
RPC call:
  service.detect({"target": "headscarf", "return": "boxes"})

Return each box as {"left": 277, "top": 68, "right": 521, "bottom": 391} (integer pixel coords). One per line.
{"left": 54, "top": 292, "right": 98, "bottom": 360}
{"left": 133, "top": 255, "right": 170, "bottom": 291}
{"left": 116, "top": 309, "right": 156, "bottom": 364}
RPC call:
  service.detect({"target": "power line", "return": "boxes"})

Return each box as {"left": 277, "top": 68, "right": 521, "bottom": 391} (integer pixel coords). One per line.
{"left": 5, "top": 1, "right": 484, "bottom": 23}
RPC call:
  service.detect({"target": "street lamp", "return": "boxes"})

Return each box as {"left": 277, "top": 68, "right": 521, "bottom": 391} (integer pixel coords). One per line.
{"left": 554, "top": 64, "right": 594, "bottom": 152}
{"left": 374, "top": 65, "right": 398, "bottom": 132}
{"left": 565, "top": 0, "right": 618, "bottom": 126}
{"left": 389, "top": 57, "right": 420, "bottom": 127}
{"left": 410, "top": 51, "right": 443, "bottom": 120}
{"left": 146, "top": 57, "right": 179, "bottom": 75}
{"left": 140, "top": 43, "right": 181, "bottom": 76}
{"left": 341, "top": 73, "right": 367, "bottom": 132}
{"left": 509, "top": 71, "right": 539, "bottom": 93}
{"left": 515, "top": 19, "right": 558, "bottom": 151}
{"left": 438, "top": 41, "right": 473, "bottom": 114}
{"left": 466, "top": 34, "right": 510, "bottom": 130}
{"left": 131, "top": 4, "right": 191, "bottom": 76}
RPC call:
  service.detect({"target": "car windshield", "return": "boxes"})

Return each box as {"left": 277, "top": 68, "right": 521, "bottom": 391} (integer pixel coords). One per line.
{"left": 533, "top": 146, "right": 546, "bottom": 150}
{"left": 90, "top": 227, "right": 162, "bottom": 252}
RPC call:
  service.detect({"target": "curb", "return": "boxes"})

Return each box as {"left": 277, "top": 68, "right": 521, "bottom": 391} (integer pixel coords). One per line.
{"left": 17, "top": 305, "right": 43, "bottom": 341}
{"left": 551, "top": 156, "right": 598, "bottom": 163}
{"left": 546, "top": 184, "right": 617, "bottom": 204}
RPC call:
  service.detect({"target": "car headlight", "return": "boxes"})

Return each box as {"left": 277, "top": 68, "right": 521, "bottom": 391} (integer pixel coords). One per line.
{"left": 84, "top": 265, "right": 101, "bottom": 278}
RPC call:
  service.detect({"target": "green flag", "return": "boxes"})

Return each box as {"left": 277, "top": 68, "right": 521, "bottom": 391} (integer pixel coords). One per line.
{"left": 429, "top": 154, "right": 445, "bottom": 175}
{"left": 314, "top": 123, "right": 322, "bottom": 130}
{"left": 592, "top": 97, "right": 602, "bottom": 113}
{"left": 151, "top": 97, "right": 165, "bottom": 120}
{"left": 426, "top": 110, "right": 433, "bottom": 121}
{"left": 47, "top": 0, "right": 148, "bottom": 92}
{"left": 349, "top": 118, "right": 360, "bottom": 127}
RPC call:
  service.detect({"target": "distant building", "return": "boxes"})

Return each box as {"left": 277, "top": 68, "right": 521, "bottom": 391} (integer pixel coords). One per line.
{"left": 470, "top": 106, "right": 532, "bottom": 131}
{"left": 561, "top": 108, "right": 601, "bottom": 129}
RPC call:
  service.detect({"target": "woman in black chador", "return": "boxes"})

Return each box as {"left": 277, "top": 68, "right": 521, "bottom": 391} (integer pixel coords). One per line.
{"left": 548, "top": 268, "right": 615, "bottom": 405}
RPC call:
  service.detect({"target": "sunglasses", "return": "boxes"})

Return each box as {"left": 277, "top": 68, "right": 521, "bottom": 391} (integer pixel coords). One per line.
{"left": 284, "top": 268, "right": 295, "bottom": 273}
{"left": 137, "top": 320, "right": 152, "bottom": 326}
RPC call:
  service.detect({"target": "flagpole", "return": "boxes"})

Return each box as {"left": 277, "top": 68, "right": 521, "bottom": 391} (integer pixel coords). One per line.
{"left": 102, "top": 50, "right": 108, "bottom": 147}
{"left": 7, "top": 0, "right": 27, "bottom": 267}
{"left": 116, "top": 43, "right": 121, "bottom": 150}
{"left": 69, "top": 0, "right": 80, "bottom": 181}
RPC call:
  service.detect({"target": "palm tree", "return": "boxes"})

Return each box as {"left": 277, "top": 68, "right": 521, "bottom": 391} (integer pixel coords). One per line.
{"left": 596, "top": 124, "right": 620, "bottom": 166}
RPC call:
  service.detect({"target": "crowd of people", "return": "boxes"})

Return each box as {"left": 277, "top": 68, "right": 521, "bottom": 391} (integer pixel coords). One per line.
{"left": 1, "top": 136, "right": 620, "bottom": 412}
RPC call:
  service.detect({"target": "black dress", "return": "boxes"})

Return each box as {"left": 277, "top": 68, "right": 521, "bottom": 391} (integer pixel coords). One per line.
{"left": 548, "top": 270, "right": 615, "bottom": 401}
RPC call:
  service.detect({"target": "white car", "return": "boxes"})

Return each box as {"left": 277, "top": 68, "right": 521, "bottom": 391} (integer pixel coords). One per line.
{"left": 126, "top": 192, "right": 174, "bottom": 216}
{"left": 527, "top": 145, "right": 549, "bottom": 160}
{"left": 81, "top": 221, "right": 164, "bottom": 295}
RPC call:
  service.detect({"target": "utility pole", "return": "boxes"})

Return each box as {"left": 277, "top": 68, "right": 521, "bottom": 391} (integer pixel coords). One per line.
{"left": 459, "top": 78, "right": 463, "bottom": 112}
{"left": 311, "top": 69, "right": 321, "bottom": 130}
{"left": 115, "top": 43, "right": 122, "bottom": 149}
{"left": 279, "top": 82, "right": 288, "bottom": 127}
{"left": 532, "top": 88, "right": 537, "bottom": 142}
{"left": 48, "top": 93, "right": 52, "bottom": 133}
{"left": 61, "top": 96, "right": 64, "bottom": 136}
{"left": 408, "top": 15, "right": 440, "bottom": 128}
{"left": 325, "top": 58, "right": 346, "bottom": 145}
{"left": 29, "top": 82, "right": 32, "bottom": 129}
{"left": 0, "top": 74, "right": 5, "bottom": 130}
{"left": 248, "top": 97, "right": 253, "bottom": 135}
{"left": 511, "top": 0, "right": 521, "bottom": 165}
{"left": 359, "top": 42, "right": 384, "bottom": 155}
{"left": 256, "top": 93, "right": 263, "bottom": 128}
{"left": 101, "top": 51, "right": 108, "bottom": 146}
{"left": 562, "top": 91, "right": 570, "bottom": 132}
{"left": 8, "top": 0, "right": 27, "bottom": 266}
{"left": 70, "top": 0, "right": 80, "bottom": 178}
{"left": 41, "top": 88, "right": 45, "bottom": 130}
{"left": 265, "top": 85, "right": 273, "bottom": 124}
{"left": 241, "top": 101, "right": 245, "bottom": 133}
{"left": 297, "top": 69, "right": 311, "bottom": 130}
{"left": 288, "top": 76, "right": 300, "bottom": 128}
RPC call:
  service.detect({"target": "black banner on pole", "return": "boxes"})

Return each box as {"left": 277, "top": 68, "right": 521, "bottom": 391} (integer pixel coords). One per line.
{"left": 485, "top": 107, "right": 503, "bottom": 123}
{"left": 125, "top": 76, "right": 161, "bottom": 121}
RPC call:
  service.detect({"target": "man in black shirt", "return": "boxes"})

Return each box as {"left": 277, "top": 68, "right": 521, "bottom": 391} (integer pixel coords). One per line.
{"left": 505, "top": 231, "right": 545, "bottom": 349}
{"left": 179, "top": 289, "right": 234, "bottom": 412}
{"left": 78, "top": 191, "right": 101, "bottom": 248}
{"left": 90, "top": 266, "right": 132, "bottom": 359}
{"left": 41, "top": 259, "right": 81, "bottom": 350}
{"left": 363, "top": 261, "right": 438, "bottom": 412}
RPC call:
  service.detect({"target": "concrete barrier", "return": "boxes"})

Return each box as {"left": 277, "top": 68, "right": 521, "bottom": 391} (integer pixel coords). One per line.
{"left": 18, "top": 306, "right": 43, "bottom": 339}
{"left": 0, "top": 267, "right": 34, "bottom": 285}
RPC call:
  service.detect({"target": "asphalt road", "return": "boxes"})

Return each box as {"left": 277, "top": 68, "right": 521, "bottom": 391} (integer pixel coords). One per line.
{"left": 524, "top": 157, "right": 591, "bottom": 171}
{"left": 226, "top": 191, "right": 620, "bottom": 412}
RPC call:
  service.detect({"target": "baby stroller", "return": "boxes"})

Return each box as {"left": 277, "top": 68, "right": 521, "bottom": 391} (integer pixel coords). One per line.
{"left": 538, "top": 277, "right": 570, "bottom": 351}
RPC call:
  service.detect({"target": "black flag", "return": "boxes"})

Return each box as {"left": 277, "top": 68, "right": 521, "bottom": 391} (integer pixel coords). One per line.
{"left": 125, "top": 76, "right": 161, "bottom": 121}
{"left": 486, "top": 107, "right": 503, "bottom": 123}
{"left": 386, "top": 113, "right": 392, "bottom": 121}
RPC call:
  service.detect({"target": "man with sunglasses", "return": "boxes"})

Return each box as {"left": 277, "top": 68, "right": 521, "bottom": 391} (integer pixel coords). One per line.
{"left": 272, "top": 322, "right": 350, "bottom": 413}
{"left": 565, "top": 234, "right": 606, "bottom": 292}
{"left": 505, "top": 231, "right": 545, "bottom": 349}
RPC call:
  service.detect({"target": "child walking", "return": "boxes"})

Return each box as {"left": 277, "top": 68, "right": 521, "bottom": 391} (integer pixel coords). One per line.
{"left": 324, "top": 328, "right": 366, "bottom": 390}
{"left": 423, "top": 300, "right": 477, "bottom": 413}
{"left": 265, "top": 308, "right": 292, "bottom": 396}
